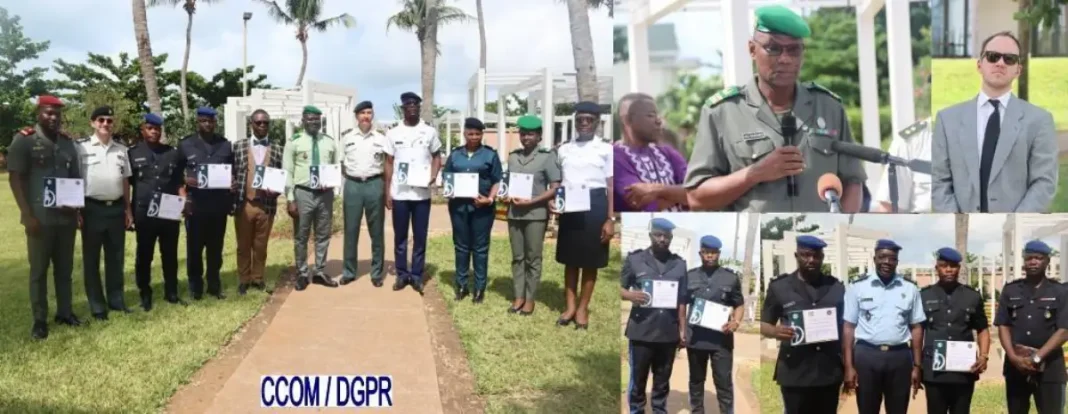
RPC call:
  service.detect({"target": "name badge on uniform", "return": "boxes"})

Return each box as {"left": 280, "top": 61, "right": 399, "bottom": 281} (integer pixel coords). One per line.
{"left": 783, "top": 301, "right": 796, "bottom": 309}
{"left": 742, "top": 131, "right": 766, "bottom": 141}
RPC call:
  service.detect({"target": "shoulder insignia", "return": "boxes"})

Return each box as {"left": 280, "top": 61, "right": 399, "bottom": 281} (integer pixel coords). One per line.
{"left": 803, "top": 82, "right": 842, "bottom": 102}
{"left": 851, "top": 275, "right": 870, "bottom": 284}
{"left": 960, "top": 284, "right": 979, "bottom": 293}
{"left": 627, "top": 248, "right": 645, "bottom": 257}
{"left": 510, "top": 147, "right": 523, "bottom": 154}
{"left": 538, "top": 148, "right": 552, "bottom": 153}
{"left": 483, "top": 145, "right": 495, "bottom": 152}
{"left": 76, "top": 137, "right": 89, "bottom": 143}
{"left": 18, "top": 127, "right": 35, "bottom": 136}
{"left": 903, "top": 277, "right": 917, "bottom": 285}
{"left": 898, "top": 119, "right": 930, "bottom": 139}
{"left": 1006, "top": 278, "right": 1024, "bottom": 285}
{"left": 340, "top": 128, "right": 353, "bottom": 136}
{"left": 705, "top": 86, "right": 742, "bottom": 107}
{"left": 770, "top": 273, "right": 791, "bottom": 282}
{"left": 920, "top": 284, "right": 935, "bottom": 291}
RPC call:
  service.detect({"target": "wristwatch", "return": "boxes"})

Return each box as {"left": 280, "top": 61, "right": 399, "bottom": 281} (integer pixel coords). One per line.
{"left": 1032, "top": 355, "right": 1043, "bottom": 365}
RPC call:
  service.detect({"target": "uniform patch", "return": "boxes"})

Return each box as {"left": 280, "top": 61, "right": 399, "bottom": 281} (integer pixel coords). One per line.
{"left": 706, "top": 86, "right": 741, "bottom": 107}
{"left": 742, "top": 131, "right": 766, "bottom": 141}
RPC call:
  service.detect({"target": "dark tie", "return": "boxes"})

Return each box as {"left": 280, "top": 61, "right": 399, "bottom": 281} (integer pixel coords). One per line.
{"left": 254, "top": 138, "right": 268, "bottom": 146}
{"left": 978, "top": 99, "right": 1000, "bottom": 212}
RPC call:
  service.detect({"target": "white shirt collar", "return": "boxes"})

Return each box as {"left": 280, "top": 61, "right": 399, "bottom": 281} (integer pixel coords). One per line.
{"left": 91, "top": 134, "right": 113, "bottom": 148}
{"left": 977, "top": 90, "right": 1011, "bottom": 110}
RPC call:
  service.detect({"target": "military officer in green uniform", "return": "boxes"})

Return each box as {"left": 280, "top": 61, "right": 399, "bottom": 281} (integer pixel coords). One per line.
{"left": 444, "top": 117, "right": 503, "bottom": 303}
{"left": 504, "top": 115, "right": 561, "bottom": 315}
{"left": 7, "top": 95, "right": 84, "bottom": 339}
{"left": 684, "top": 5, "right": 867, "bottom": 213}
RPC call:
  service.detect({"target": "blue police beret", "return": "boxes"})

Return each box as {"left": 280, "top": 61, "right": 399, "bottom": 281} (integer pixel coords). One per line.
{"left": 700, "top": 235, "right": 722, "bottom": 250}
{"left": 797, "top": 235, "right": 827, "bottom": 250}
{"left": 143, "top": 113, "right": 163, "bottom": 126}
{"left": 650, "top": 218, "right": 675, "bottom": 232}
{"left": 464, "top": 117, "right": 485, "bottom": 130}
{"left": 400, "top": 92, "right": 422, "bottom": 103}
{"left": 196, "top": 107, "right": 217, "bottom": 117}
{"left": 354, "top": 100, "right": 372, "bottom": 113}
{"left": 936, "top": 247, "right": 962, "bottom": 263}
{"left": 875, "top": 239, "right": 902, "bottom": 252}
{"left": 1024, "top": 240, "right": 1052, "bottom": 256}
{"left": 574, "top": 101, "right": 601, "bottom": 116}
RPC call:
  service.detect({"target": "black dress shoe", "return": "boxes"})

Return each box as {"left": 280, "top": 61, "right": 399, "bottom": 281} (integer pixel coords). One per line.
{"left": 411, "top": 280, "right": 424, "bottom": 294}
{"left": 238, "top": 283, "right": 249, "bottom": 295}
{"left": 31, "top": 322, "right": 47, "bottom": 340}
{"left": 192, "top": 292, "right": 203, "bottom": 300}
{"left": 313, "top": 274, "right": 339, "bottom": 288}
{"left": 295, "top": 276, "right": 309, "bottom": 291}
{"left": 340, "top": 277, "right": 356, "bottom": 286}
{"left": 393, "top": 278, "right": 408, "bottom": 291}
{"left": 93, "top": 313, "right": 108, "bottom": 321}
{"left": 209, "top": 292, "right": 226, "bottom": 300}
{"left": 109, "top": 305, "right": 133, "bottom": 314}
{"left": 251, "top": 282, "right": 272, "bottom": 294}
{"left": 454, "top": 288, "right": 469, "bottom": 301}
{"left": 472, "top": 290, "right": 485, "bottom": 304}
{"left": 55, "top": 315, "right": 83, "bottom": 327}
{"left": 372, "top": 279, "right": 384, "bottom": 288}
{"left": 556, "top": 317, "right": 574, "bottom": 327}
{"left": 164, "top": 295, "right": 188, "bottom": 306}
{"left": 519, "top": 309, "right": 534, "bottom": 316}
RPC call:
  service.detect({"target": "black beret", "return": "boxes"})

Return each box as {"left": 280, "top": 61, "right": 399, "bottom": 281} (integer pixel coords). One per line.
{"left": 574, "top": 101, "right": 601, "bottom": 116}
{"left": 464, "top": 117, "right": 485, "bottom": 130}
{"left": 355, "top": 101, "right": 373, "bottom": 113}
{"left": 91, "top": 106, "right": 114, "bottom": 120}
{"left": 400, "top": 92, "right": 422, "bottom": 103}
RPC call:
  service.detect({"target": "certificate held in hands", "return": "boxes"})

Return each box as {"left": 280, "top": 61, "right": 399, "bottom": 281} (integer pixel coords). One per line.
{"left": 554, "top": 185, "right": 591, "bottom": 213}
{"left": 43, "top": 177, "right": 85, "bottom": 208}
{"left": 310, "top": 165, "right": 342, "bottom": 189}
{"left": 444, "top": 172, "right": 479, "bottom": 198}
{"left": 253, "top": 166, "right": 287, "bottom": 194}
{"left": 639, "top": 279, "right": 679, "bottom": 309}
{"left": 398, "top": 162, "right": 431, "bottom": 187}
{"left": 196, "top": 164, "right": 232, "bottom": 189}
{"left": 786, "top": 308, "right": 838, "bottom": 345}
{"left": 148, "top": 192, "right": 185, "bottom": 221}
{"left": 688, "top": 298, "right": 732, "bottom": 332}
{"left": 506, "top": 172, "right": 534, "bottom": 200}
{"left": 933, "top": 340, "right": 977, "bottom": 372}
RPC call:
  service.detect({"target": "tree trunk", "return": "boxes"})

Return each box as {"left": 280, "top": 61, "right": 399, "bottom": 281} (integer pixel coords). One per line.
{"left": 132, "top": 0, "right": 163, "bottom": 116}
{"left": 1017, "top": 0, "right": 1031, "bottom": 101}
{"left": 421, "top": 0, "right": 441, "bottom": 123}
{"left": 180, "top": 10, "right": 193, "bottom": 120}
{"left": 297, "top": 35, "right": 308, "bottom": 88}
{"left": 742, "top": 212, "right": 759, "bottom": 321}
{"left": 956, "top": 213, "right": 969, "bottom": 285}
{"left": 476, "top": 0, "right": 486, "bottom": 69}
{"left": 565, "top": 0, "right": 599, "bottom": 103}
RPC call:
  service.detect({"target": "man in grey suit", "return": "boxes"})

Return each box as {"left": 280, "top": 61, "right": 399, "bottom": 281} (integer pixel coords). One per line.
{"left": 932, "top": 31, "right": 1058, "bottom": 213}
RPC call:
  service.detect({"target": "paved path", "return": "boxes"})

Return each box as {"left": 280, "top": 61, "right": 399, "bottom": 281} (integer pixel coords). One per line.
{"left": 200, "top": 207, "right": 504, "bottom": 413}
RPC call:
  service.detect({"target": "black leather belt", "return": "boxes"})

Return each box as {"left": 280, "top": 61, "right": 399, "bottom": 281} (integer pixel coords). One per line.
{"left": 857, "top": 340, "right": 909, "bottom": 351}
{"left": 346, "top": 174, "right": 382, "bottom": 183}
{"left": 86, "top": 198, "right": 122, "bottom": 207}
{"left": 295, "top": 185, "right": 329, "bottom": 193}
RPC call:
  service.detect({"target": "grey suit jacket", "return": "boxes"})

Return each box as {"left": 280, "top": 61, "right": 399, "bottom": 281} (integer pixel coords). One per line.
{"left": 931, "top": 95, "right": 1058, "bottom": 213}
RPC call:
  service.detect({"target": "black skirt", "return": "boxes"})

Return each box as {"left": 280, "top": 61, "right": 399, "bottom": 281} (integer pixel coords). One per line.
{"left": 555, "top": 188, "right": 609, "bottom": 268}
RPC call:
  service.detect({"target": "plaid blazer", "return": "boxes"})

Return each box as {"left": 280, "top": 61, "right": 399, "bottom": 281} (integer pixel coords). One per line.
{"left": 231, "top": 137, "right": 285, "bottom": 215}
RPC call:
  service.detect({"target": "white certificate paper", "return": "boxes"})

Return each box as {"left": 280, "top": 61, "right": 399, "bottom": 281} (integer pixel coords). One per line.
{"left": 310, "top": 164, "right": 342, "bottom": 189}
{"left": 640, "top": 280, "right": 679, "bottom": 309}
{"left": 254, "top": 166, "right": 287, "bottom": 194}
{"left": 452, "top": 173, "right": 479, "bottom": 198}
{"left": 559, "top": 184, "right": 591, "bottom": 212}
{"left": 508, "top": 172, "right": 535, "bottom": 200}
{"left": 933, "top": 340, "right": 977, "bottom": 372}
{"left": 197, "top": 164, "right": 232, "bottom": 189}
{"left": 688, "top": 298, "right": 732, "bottom": 331}
{"left": 787, "top": 308, "right": 839, "bottom": 345}
{"left": 44, "top": 177, "right": 85, "bottom": 208}
{"left": 399, "top": 162, "right": 432, "bottom": 188}
{"left": 148, "top": 192, "right": 185, "bottom": 221}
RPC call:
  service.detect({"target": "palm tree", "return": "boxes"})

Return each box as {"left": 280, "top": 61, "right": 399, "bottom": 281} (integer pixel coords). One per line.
{"left": 132, "top": 0, "right": 163, "bottom": 116}
{"left": 955, "top": 213, "right": 969, "bottom": 284}
{"left": 475, "top": 0, "right": 486, "bottom": 70}
{"left": 564, "top": 0, "right": 611, "bottom": 103}
{"left": 149, "top": 0, "right": 219, "bottom": 120}
{"left": 387, "top": 0, "right": 472, "bottom": 122}
{"left": 254, "top": 0, "right": 356, "bottom": 87}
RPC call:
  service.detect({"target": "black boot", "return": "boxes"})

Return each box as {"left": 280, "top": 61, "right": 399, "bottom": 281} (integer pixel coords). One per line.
{"left": 472, "top": 290, "right": 485, "bottom": 304}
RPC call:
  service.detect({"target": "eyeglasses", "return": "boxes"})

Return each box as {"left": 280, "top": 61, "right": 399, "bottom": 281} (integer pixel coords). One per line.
{"left": 575, "top": 115, "right": 598, "bottom": 124}
{"left": 95, "top": 118, "right": 114, "bottom": 125}
{"left": 757, "top": 41, "right": 805, "bottom": 57}
{"left": 983, "top": 51, "right": 1020, "bottom": 65}
{"left": 252, "top": 120, "right": 269, "bottom": 126}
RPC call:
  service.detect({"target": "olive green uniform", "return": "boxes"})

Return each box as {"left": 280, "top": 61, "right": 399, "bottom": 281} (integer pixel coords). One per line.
{"left": 7, "top": 125, "right": 82, "bottom": 323}
{"left": 505, "top": 148, "right": 562, "bottom": 301}
{"left": 683, "top": 77, "right": 867, "bottom": 212}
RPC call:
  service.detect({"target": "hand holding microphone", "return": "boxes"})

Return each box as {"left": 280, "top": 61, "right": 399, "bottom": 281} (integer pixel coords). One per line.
{"left": 751, "top": 147, "right": 804, "bottom": 183}
{"left": 817, "top": 173, "right": 843, "bottom": 213}
{"left": 782, "top": 114, "right": 799, "bottom": 196}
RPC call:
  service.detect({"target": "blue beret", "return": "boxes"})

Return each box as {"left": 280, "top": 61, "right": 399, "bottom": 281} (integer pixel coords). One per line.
{"left": 700, "top": 235, "right": 722, "bottom": 250}
{"left": 400, "top": 92, "right": 422, "bottom": 103}
{"left": 936, "top": 247, "right": 962, "bottom": 263}
{"left": 196, "top": 107, "right": 217, "bottom": 117}
{"left": 1024, "top": 240, "right": 1052, "bottom": 256}
{"left": 464, "top": 117, "right": 485, "bottom": 130}
{"left": 574, "top": 101, "right": 601, "bottom": 116}
{"left": 650, "top": 218, "right": 675, "bottom": 232}
{"left": 796, "top": 235, "right": 827, "bottom": 250}
{"left": 355, "top": 101, "right": 373, "bottom": 113}
{"left": 143, "top": 113, "right": 163, "bottom": 126}
{"left": 875, "top": 239, "right": 902, "bottom": 252}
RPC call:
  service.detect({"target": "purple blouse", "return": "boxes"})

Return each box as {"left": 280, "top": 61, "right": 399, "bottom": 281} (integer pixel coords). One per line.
{"left": 613, "top": 143, "right": 688, "bottom": 212}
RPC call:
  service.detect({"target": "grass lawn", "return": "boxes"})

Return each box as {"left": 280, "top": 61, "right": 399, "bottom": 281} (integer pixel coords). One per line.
{"left": 1051, "top": 157, "right": 1068, "bottom": 212}
{"left": 428, "top": 237, "right": 621, "bottom": 414}
{"left": 0, "top": 172, "right": 315, "bottom": 413}
{"left": 932, "top": 58, "right": 1068, "bottom": 131}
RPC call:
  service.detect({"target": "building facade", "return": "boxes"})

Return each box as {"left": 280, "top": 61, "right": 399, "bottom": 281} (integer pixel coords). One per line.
{"left": 933, "top": 0, "right": 1068, "bottom": 57}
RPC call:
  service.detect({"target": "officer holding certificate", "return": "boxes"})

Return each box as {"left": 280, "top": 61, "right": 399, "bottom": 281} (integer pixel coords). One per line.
{"left": 919, "top": 247, "right": 989, "bottom": 414}
{"left": 284, "top": 105, "right": 340, "bottom": 291}
{"left": 129, "top": 113, "right": 187, "bottom": 310}
{"left": 621, "top": 218, "right": 687, "bottom": 414}
{"left": 842, "top": 239, "right": 925, "bottom": 414}
{"left": 443, "top": 117, "right": 502, "bottom": 303}
{"left": 760, "top": 235, "right": 845, "bottom": 414}
{"left": 683, "top": 235, "right": 744, "bottom": 414}
{"left": 994, "top": 240, "right": 1068, "bottom": 414}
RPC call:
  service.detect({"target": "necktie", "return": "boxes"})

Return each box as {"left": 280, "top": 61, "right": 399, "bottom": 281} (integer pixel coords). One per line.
{"left": 254, "top": 138, "right": 268, "bottom": 146}
{"left": 311, "top": 135, "right": 320, "bottom": 166}
{"left": 978, "top": 99, "right": 1000, "bottom": 212}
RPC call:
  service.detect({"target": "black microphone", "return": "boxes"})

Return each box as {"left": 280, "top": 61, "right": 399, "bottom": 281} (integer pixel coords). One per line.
{"left": 828, "top": 139, "right": 888, "bottom": 164}
{"left": 781, "top": 114, "right": 798, "bottom": 197}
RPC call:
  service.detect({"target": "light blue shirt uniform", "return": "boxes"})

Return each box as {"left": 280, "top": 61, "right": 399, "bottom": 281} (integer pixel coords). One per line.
{"left": 843, "top": 273, "right": 926, "bottom": 345}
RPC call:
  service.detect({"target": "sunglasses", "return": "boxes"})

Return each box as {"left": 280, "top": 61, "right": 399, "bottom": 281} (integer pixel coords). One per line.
{"left": 575, "top": 115, "right": 598, "bottom": 124}
{"left": 95, "top": 118, "right": 114, "bottom": 125}
{"left": 252, "top": 120, "right": 269, "bottom": 126}
{"left": 983, "top": 51, "right": 1020, "bottom": 65}
{"left": 758, "top": 41, "right": 805, "bottom": 57}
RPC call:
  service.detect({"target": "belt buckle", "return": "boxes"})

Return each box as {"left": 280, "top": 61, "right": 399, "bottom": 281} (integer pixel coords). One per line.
{"left": 104, "top": 200, "right": 114, "bottom": 206}
{"left": 879, "top": 345, "right": 889, "bottom": 351}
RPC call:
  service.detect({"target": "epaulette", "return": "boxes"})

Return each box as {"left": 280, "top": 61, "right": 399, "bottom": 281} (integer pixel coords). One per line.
{"left": 705, "top": 86, "right": 742, "bottom": 107}
{"left": 626, "top": 248, "right": 645, "bottom": 257}
{"left": 17, "top": 126, "right": 34, "bottom": 136}
{"left": 1006, "top": 278, "right": 1024, "bottom": 286}
{"left": 538, "top": 147, "right": 552, "bottom": 153}
{"left": 76, "top": 137, "right": 89, "bottom": 144}
{"left": 483, "top": 145, "right": 495, "bottom": 152}
{"left": 902, "top": 277, "right": 918, "bottom": 285}
{"left": 340, "top": 128, "right": 353, "bottom": 136}
{"left": 898, "top": 119, "right": 929, "bottom": 139}
{"left": 770, "top": 273, "right": 791, "bottom": 283}
{"left": 851, "top": 275, "right": 870, "bottom": 284}
{"left": 803, "top": 82, "right": 842, "bottom": 102}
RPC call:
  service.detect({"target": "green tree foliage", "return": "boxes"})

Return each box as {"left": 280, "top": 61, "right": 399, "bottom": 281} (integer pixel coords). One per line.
{"left": 656, "top": 73, "right": 724, "bottom": 138}
{"left": 0, "top": 7, "right": 50, "bottom": 153}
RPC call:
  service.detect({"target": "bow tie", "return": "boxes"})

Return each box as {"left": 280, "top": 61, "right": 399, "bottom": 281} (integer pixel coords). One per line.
{"left": 254, "top": 139, "right": 268, "bottom": 146}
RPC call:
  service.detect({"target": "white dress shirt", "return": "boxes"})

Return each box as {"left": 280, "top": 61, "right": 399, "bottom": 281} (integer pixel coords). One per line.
{"left": 342, "top": 127, "right": 388, "bottom": 178}
{"left": 976, "top": 90, "right": 1011, "bottom": 151}
{"left": 250, "top": 136, "right": 269, "bottom": 165}
{"left": 384, "top": 122, "right": 443, "bottom": 200}
{"left": 875, "top": 123, "right": 931, "bottom": 212}
{"left": 77, "top": 134, "right": 131, "bottom": 200}
{"left": 557, "top": 137, "right": 613, "bottom": 189}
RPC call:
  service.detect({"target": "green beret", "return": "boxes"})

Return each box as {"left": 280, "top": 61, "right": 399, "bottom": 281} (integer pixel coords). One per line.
{"left": 754, "top": 5, "right": 811, "bottom": 39}
{"left": 303, "top": 105, "right": 322, "bottom": 115}
{"left": 516, "top": 115, "right": 542, "bottom": 130}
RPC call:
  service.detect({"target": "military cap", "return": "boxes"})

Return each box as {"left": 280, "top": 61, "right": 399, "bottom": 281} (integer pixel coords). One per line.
{"left": 1024, "top": 240, "right": 1052, "bottom": 256}
{"left": 37, "top": 95, "right": 64, "bottom": 107}
{"left": 143, "top": 113, "right": 164, "bottom": 126}
{"left": 574, "top": 101, "right": 601, "bottom": 116}
{"left": 400, "top": 92, "right": 422, "bottom": 103}
{"left": 517, "top": 115, "right": 543, "bottom": 130}
{"left": 650, "top": 218, "right": 675, "bottom": 232}
{"left": 464, "top": 117, "right": 485, "bottom": 130}
{"left": 875, "top": 239, "right": 902, "bottom": 252}
{"left": 936, "top": 247, "right": 962, "bottom": 263}
{"left": 355, "top": 101, "right": 373, "bottom": 113}
{"left": 91, "top": 106, "right": 114, "bottom": 120}
{"left": 797, "top": 235, "right": 827, "bottom": 250}
{"left": 700, "top": 235, "right": 723, "bottom": 250}
{"left": 754, "top": 5, "right": 811, "bottom": 39}
{"left": 196, "top": 107, "right": 217, "bottom": 117}
{"left": 303, "top": 105, "right": 322, "bottom": 115}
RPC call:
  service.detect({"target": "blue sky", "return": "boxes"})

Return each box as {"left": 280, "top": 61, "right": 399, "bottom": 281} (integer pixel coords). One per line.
{"left": 621, "top": 212, "right": 759, "bottom": 267}
{"left": 6, "top": 0, "right": 612, "bottom": 121}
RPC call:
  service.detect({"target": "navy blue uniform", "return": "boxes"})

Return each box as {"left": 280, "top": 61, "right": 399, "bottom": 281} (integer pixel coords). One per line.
{"left": 176, "top": 134, "right": 234, "bottom": 298}
{"left": 684, "top": 265, "right": 743, "bottom": 414}
{"left": 919, "top": 283, "right": 987, "bottom": 413}
{"left": 128, "top": 142, "right": 186, "bottom": 303}
{"left": 443, "top": 145, "right": 502, "bottom": 294}
{"left": 994, "top": 278, "right": 1068, "bottom": 414}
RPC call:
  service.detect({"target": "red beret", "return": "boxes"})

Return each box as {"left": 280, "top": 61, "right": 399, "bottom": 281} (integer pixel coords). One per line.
{"left": 37, "top": 95, "right": 64, "bottom": 107}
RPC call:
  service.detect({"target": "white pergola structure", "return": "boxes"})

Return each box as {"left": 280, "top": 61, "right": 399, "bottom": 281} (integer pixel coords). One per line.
{"left": 760, "top": 224, "right": 888, "bottom": 290}
{"left": 1007, "top": 214, "right": 1068, "bottom": 282}
{"left": 620, "top": 0, "right": 922, "bottom": 190}
{"left": 466, "top": 68, "right": 614, "bottom": 162}
{"left": 223, "top": 78, "right": 357, "bottom": 146}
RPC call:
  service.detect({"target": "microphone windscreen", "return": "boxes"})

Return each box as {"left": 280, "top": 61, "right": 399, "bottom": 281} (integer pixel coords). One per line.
{"left": 781, "top": 114, "right": 796, "bottom": 137}
{"left": 817, "top": 173, "right": 843, "bottom": 201}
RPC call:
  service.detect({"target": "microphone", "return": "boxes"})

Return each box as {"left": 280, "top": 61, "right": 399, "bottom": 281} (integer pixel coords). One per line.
{"left": 781, "top": 114, "right": 798, "bottom": 197}
{"left": 828, "top": 139, "right": 932, "bottom": 175}
{"left": 817, "top": 173, "right": 843, "bottom": 213}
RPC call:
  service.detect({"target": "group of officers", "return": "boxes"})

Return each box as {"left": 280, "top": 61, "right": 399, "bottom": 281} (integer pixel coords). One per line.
{"left": 621, "top": 216, "right": 1068, "bottom": 414}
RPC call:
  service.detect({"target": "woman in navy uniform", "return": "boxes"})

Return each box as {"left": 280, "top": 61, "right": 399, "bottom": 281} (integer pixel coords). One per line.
{"left": 444, "top": 117, "right": 503, "bottom": 303}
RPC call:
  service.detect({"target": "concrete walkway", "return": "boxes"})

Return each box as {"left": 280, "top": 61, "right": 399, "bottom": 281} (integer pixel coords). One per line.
{"left": 202, "top": 207, "right": 503, "bottom": 413}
